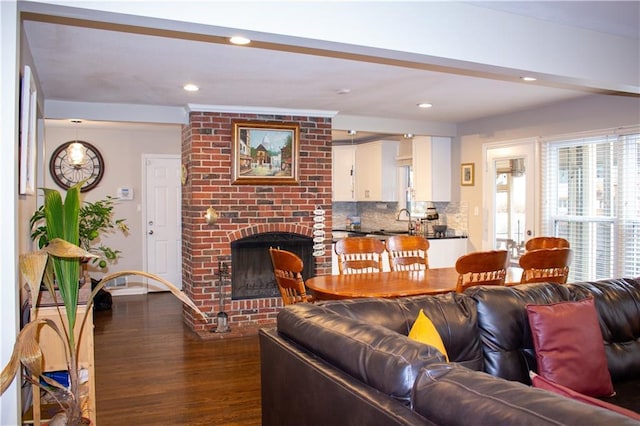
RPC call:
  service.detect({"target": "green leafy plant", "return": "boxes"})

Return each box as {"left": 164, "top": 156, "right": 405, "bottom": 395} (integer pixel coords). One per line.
{"left": 30, "top": 196, "right": 129, "bottom": 269}
{"left": 2, "top": 184, "right": 207, "bottom": 425}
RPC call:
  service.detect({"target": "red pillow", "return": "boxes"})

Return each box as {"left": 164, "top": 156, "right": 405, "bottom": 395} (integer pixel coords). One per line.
{"left": 531, "top": 372, "right": 640, "bottom": 421}
{"left": 526, "top": 297, "right": 614, "bottom": 397}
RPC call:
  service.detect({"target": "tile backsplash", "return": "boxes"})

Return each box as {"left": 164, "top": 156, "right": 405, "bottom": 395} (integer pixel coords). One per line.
{"left": 333, "top": 201, "right": 468, "bottom": 236}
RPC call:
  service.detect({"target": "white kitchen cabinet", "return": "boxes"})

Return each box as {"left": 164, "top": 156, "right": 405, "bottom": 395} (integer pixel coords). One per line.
{"left": 332, "top": 145, "right": 356, "bottom": 201}
{"left": 355, "top": 140, "right": 398, "bottom": 201}
{"left": 428, "top": 238, "right": 468, "bottom": 268}
{"left": 412, "top": 136, "right": 451, "bottom": 202}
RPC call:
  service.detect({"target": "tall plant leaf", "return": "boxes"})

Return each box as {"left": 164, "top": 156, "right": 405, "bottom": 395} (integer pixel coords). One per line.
{"left": 43, "top": 184, "right": 81, "bottom": 349}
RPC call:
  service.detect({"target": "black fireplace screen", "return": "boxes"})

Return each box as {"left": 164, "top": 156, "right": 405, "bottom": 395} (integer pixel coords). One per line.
{"left": 230, "top": 232, "right": 314, "bottom": 300}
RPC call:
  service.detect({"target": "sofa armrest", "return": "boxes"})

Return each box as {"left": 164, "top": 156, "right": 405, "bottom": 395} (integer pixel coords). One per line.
{"left": 260, "top": 328, "right": 435, "bottom": 426}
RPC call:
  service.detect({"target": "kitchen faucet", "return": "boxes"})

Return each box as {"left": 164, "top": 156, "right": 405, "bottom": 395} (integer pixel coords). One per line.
{"left": 397, "top": 208, "right": 415, "bottom": 235}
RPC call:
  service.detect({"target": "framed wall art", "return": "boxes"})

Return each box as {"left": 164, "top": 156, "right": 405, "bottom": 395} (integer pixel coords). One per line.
{"left": 461, "top": 162, "right": 475, "bottom": 186}
{"left": 232, "top": 121, "right": 299, "bottom": 185}
{"left": 19, "top": 65, "right": 37, "bottom": 195}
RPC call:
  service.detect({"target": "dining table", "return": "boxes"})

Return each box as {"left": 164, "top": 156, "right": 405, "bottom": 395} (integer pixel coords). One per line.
{"left": 305, "top": 267, "right": 523, "bottom": 300}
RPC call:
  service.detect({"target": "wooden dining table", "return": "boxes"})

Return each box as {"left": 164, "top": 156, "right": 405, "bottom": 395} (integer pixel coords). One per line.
{"left": 305, "top": 267, "right": 523, "bottom": 300}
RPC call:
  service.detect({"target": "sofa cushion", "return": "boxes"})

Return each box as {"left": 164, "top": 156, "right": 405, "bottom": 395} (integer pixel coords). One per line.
{"left": 530, "top": 372, "right": 640, "bottom": 421}
{"left": 412, "top": 363, "right": 640, "bottom": 426}
{"left": 465, "top": 282, "right": 573, "bottom": 383}
{"left": 320, "top": 293, "right": 483, "bottom": 371}
{"left": 409, "top": 309, "right": 449, "bottom": 361}
{"left": 526, "top": 297, "right": 614, "bottom": 397}
{"left": 599, "top": 378, "right": 640, "bottom": 413}
{"left": 277, "top": 303, "right": 445, "bottom": 403}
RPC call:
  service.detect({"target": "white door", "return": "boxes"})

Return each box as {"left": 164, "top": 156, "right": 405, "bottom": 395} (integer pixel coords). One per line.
{"left": 144, "top": 155, "right": 182, "bottom": 291}
{"left": 483, "top": 140, "right": 538, "bottom": 264}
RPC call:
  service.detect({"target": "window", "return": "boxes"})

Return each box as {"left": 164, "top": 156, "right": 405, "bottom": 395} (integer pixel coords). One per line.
{"left": 397, "top": 165, "right": 431, "bottom": 218}
{"left": 541, "top": 129, "right": 640, "bottom": 281}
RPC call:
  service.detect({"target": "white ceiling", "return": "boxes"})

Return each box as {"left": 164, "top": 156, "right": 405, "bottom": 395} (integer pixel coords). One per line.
{"left": 20, "top": 1, "right": 640, "bottom": 138}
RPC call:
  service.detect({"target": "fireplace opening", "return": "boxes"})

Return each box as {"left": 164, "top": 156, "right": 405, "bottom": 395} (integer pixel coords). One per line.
{"left": 231, "top": 232, "right": 315, "bottom": 300}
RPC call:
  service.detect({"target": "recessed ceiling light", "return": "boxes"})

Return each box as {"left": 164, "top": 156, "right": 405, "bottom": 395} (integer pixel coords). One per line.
{"left": 336, "top": 88, "right": 351, "bottom": 95}
{"left": 229, "top": 36, "right": 251, "bottom": 45}
{"left": 417, "top": 103, "right": 433, "bottom": 109}
{"left": 521, "top": 76, "right": 537, "bottom": 82}
{"left": 183, "top": 84, "right": 199, "bottom": 92}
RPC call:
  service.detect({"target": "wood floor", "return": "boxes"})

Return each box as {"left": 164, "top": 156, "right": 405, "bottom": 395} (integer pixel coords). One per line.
{"left": 93, "top": 293, "right": 261, "bottom": 425}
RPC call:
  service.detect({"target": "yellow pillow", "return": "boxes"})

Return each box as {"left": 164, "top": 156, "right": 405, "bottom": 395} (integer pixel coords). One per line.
{"left": 408, "top": 309, "right": 449, "bottom": 361}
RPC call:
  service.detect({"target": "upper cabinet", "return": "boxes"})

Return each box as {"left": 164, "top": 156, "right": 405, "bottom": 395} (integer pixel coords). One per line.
{"left": 355, "top": 140, "right": 398, "bottom": 201}
{"left": 332, "top": 144, "right": 356, "bottom": 201}
{"left": 411, "top": 136, "right": 451, "bottom": 202}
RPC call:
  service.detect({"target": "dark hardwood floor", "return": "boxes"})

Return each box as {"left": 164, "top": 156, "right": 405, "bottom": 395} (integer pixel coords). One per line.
{"left": 93, "top": 293, "right": 261, "bottom": 425}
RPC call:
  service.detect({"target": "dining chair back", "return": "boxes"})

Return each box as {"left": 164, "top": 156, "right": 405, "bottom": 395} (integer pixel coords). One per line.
{"left": 269, "top": 247, "right": 313, "bottom": 305}
{"left": 525, "top": 236, "right": 570, "bottom": 251}
{"left": 334, "top": 237, "right": 386, "bottom": 274}
{"left": 519, "top": 247, "right": 572, "bottom": 284}
{"left": 385, "top": 235, "right": 430, "bottom": 271}
{"left": 455, "top": 250, "right": 508, "bottom": 293}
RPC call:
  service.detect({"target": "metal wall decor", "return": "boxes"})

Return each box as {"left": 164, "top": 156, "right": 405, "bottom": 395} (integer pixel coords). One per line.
{"left": 50, "top": 141, "right": 105, "bottom": 192}
{"left": 312, "top": 206, "right": 326, "bottom": 257}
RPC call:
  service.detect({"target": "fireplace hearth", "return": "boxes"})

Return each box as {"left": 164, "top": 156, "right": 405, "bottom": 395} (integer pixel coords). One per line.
{"left": 231, "top": 232, "right": 314, "bottom": 300}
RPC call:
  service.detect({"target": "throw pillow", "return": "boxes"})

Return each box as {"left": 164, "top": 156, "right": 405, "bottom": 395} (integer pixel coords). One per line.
{"left": 530, "top": 372, "right": 640, "bottom": 421}
{"left": 526, "top": 297, "right": 614, "bottom": 397}
{"left": 409, "top": 309, "right": 449, "bottom": 361}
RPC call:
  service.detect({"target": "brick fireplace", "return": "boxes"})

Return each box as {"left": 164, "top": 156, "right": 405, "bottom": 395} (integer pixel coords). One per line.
{"left": 181, "top": 111, "right": 332, "bottom": 338}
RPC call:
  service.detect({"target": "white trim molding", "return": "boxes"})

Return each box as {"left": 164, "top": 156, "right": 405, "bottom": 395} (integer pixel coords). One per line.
{"left": 187, "top": 104, "right": 338, "bottom": 118}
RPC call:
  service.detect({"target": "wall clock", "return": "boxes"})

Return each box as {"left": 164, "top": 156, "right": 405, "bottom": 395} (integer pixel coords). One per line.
{"left": 49, "top": 140, "right": 105, "bottom": 192}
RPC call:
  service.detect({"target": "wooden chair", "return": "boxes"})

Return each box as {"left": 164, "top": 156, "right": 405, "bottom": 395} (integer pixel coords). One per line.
{"left": 455, "top": 250, "right": 508, "bottom": 293}
{"left": 269, "top": 247, "right": 313, "bottom": 305}
{"left": 519, "top": 247, "right": 572, "bottom": 284}
{"left": 334, "top": 237, "right": 386, "bottom": 274}
{"left": 525, "top": 236, "right": 570, "bottom": 251}
{"left": 386, "top": 235, "right": 430, "bottom": 271}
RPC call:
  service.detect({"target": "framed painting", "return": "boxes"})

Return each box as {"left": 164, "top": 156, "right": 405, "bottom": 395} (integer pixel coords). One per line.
{"left": 19, "top": 65, "right": 37, "bottom": 195}
{"left": 232, "top": 121, "right": 299, "bottom": 185}
{"left": 461, "top": 163, "right": 475, "bottom": 186}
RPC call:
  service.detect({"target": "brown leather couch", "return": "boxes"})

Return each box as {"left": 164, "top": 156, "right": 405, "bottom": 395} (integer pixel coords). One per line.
{"left": 259, "top": 278, "right": 640, "bottom": 425}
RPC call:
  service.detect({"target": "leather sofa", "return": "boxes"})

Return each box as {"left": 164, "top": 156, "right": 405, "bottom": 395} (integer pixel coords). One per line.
{"left": 259, "top": 278, "right": 640, "bottom": 425}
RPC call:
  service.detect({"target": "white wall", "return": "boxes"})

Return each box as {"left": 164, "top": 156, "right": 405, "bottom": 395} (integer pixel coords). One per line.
{"left": 42, "top": 120, "right": 181, "bottom": 280}
{"left": 0, "top": 1, "right": 20, "bottom": 423}
{"left": 456, "top": 94, "right": 640, "bottom": 251}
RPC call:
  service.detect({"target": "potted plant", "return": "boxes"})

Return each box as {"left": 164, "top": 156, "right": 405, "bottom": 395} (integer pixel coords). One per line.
{"left": 1, "top": 184, "right": 206, "bottom": 425}
{"left": 30, "top": 195, "right": 129, "bottom": 270}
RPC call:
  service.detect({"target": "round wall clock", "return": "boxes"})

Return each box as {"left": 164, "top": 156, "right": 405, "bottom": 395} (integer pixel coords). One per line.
{"left": 49, "top": 140, "right": 105, "bottom": 192}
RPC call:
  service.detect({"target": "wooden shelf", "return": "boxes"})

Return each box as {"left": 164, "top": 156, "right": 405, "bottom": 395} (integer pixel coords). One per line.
{"left": 23, "top": 304, "right": 96, "bottom": 425}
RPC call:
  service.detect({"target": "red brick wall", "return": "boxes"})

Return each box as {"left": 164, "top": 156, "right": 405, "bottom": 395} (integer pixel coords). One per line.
{"left": 181, "top": 112, "right": 332, "bottom": 338}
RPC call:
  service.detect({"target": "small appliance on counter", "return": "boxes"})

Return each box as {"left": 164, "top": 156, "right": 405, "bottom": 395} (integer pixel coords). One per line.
{"left": 421, "top": 205, "right": 447, "bottom": 238}
{"left": 433, "top": 224, "right": 448, "bottom": 238}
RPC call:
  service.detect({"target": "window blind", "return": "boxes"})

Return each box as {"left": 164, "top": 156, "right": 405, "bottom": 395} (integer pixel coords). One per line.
{"left": 541, "top": 130, "right": 640, "bottom": 281}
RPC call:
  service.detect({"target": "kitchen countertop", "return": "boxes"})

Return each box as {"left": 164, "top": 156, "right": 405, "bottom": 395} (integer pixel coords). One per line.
{"left": 331, "top": 229, "right": 468, "bottom": 241}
